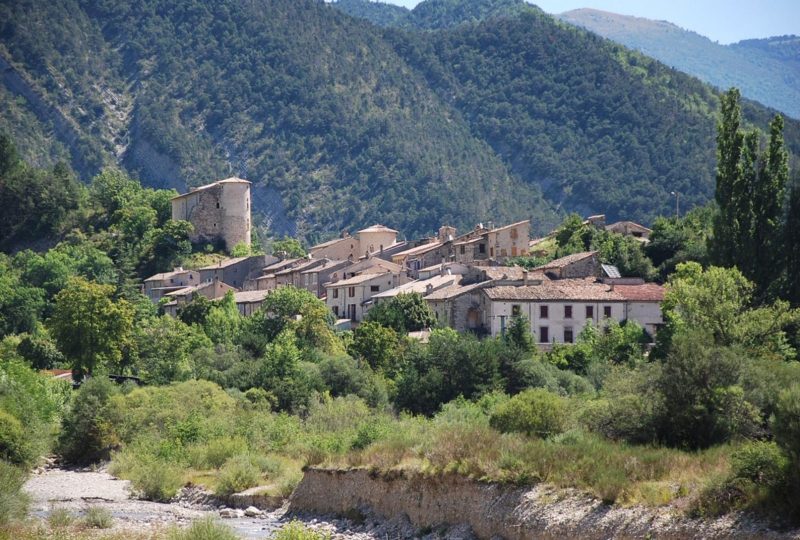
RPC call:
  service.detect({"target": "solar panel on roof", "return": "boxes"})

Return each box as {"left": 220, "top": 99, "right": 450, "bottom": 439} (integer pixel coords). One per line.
{"left": 602, "top": 264, "right": 621, "bottom": 278}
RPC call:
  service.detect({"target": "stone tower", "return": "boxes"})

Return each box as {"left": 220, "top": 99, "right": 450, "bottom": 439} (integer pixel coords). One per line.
{"left": 171, "top": 177, "right": 251, "bottom": 251}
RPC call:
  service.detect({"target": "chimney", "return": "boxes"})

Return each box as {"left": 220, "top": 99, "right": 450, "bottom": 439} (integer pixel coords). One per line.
{"left": 523, "top": 268, "right": 529, "bottom": 286}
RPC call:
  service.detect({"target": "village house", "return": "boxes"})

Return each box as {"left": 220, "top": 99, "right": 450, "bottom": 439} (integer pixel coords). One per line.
{"left": 161, "top": 279, "right": 235, "bottom": 317}
{"left": 371, "top": 273, "right": 460, "bottom": 305}
{"left": 142, "top": 267, "right": 200, "bottom": 302}
{"left": 606, "top": 220, "right": 653, "bottom": 243}
{"left": 309, "top": 224, "right": 401, "bottom": 261}
{"left": 170, "top": 177, "right": 253, "bottom": 252}
{"left": 533, "top": 251, "right": 600, "bottom": 279}
{"left": 300, "top": 258, "right": 350, "bottom": 298}
{"left": 233, "top": 290, "right": 270, "bottom": 316}
{"left": 481, "top": 280, "right": 665, "bottom": 348}
{"left": 198, "top": 255, "right": 274, "bottom": 289}
{"left": 325, "top": 269, "right": 402, "bottom": 322}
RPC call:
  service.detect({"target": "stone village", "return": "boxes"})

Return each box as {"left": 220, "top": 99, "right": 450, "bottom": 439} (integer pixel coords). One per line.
{"left": 143, "top": 177, "right": 665, "bottom": 349}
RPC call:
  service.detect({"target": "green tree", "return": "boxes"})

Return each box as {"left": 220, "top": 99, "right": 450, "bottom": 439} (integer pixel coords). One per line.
{"left": 48, "top": 277, "right": 134, "bottom": 377}
{"left": 270, "top": 237, "right": 306, "bottom": 258}
{"left": 366, "top": 293, "right": 436, "bottom": 333}
{"left": 711, "top": 88, "right": 744, "bottom": 268}
{"left": 348, "top": 321, "right": 400, "bottom": 372}
{"left": 505, "top": 314, "right": 534, "bottom": 353}
{"left": 203, "top": 291, "right": 242, "bottom": 345}
{"left": 784, "top": 183, "right": 800, "bottom": 306}
{"left": 133, "top": 315, "right": 211, "bottom": 384}
{"left": 752, "top": 114, "right": 790, "bottom": 289}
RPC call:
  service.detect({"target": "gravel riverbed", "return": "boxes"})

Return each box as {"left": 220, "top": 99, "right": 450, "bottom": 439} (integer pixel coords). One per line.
{"left": 25, "top": 468, "right": 396, "bottom": 540}
{"left": 22, "top": 466, "right": 444, "bottom": 539}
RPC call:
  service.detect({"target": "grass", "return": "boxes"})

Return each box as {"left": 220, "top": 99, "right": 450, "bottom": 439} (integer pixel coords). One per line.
{"left": 83, "top": 507, "right": 113, "bottom": 529}
{"left": 272, "top": 521, "right": 331, "bottom": 540}
{"left": 47, "top": 508, "right": 75, "bottom": 528}
{"left": 166, "top": 517, "right": 238, "bottom": 540}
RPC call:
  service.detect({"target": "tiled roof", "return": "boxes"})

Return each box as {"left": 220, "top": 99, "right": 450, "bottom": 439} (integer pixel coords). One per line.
{"left": 424, "top": 281, "right": 487, "bottom": 301}
{"left": 327, "top": 270, "right": 390, "bottom": 287}
{"left": 483, "top": 280, "right": 624, "bottom": 302}
{"left": 262, "top": 258, "right": 302, "bottom": 272}
{"left": 534, "top": 251, "right": 597, "bottom": 271}
{"left": 301, "top": 259, "right": 347, "bottom": 274}
{"left": 144, "top": 269, "right": 191, "bottom": 282}
{"left": 233, "top": 290, "right": 269, "bottom": 303}
{"left": 481, "top": 266, "right": 536, "bottom": 281}
{"left": 372, "top": 274, "right": 458, "bottom": 299}
{"left": 606, "top": 221, "right": 652, "bottom": 234}
{"left": 613, "top": 283, "right": 665, "bottom": 302}
{"left": 392, "top": 241, "right": 443, "bottom": 259}
{"left": 310, "top": 236, "right": 351, "bottom": 251}
{"left": 358, "top": 224, "right": 399, "bottom": 234}
{"left": 171, "top": 177, "right": 250, "bottom": 200}
{"left": 199, "top": 256, "right": 250, "bottom": 270}
{"left": 489, "top": 219, "right": 530, "bottom": 233}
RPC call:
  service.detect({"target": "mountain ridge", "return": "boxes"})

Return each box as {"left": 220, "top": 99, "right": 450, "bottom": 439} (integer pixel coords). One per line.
{"left": 558, "top": 8, "right": 800, "bottom": 119}
{"left": 1, "top": 0, "right": 798, "bottom": 242}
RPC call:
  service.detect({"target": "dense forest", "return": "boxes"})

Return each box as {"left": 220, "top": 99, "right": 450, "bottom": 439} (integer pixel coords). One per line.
{"left": 1, "top": 0, "right": 799, "bottom": 243}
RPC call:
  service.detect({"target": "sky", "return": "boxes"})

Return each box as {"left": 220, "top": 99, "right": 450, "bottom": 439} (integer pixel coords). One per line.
{"left": 385, "top": 0, "right": 800, "bottom": 44}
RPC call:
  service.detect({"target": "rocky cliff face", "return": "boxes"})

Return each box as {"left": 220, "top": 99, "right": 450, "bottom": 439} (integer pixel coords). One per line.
{"left": 289, "top": 468, "right": 796, "bottom": 539}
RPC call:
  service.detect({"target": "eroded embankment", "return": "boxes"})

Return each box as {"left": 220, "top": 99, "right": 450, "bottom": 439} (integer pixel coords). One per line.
{"left": 288, "top": 468, "right": 798, "bottom": 539}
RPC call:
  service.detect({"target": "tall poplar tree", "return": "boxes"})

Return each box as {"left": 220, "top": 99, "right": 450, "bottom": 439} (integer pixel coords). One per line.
{"left": 784, "top": 183, "right": 800, "bottom": 306}
{"left": 711, "top": 88, "right": 744, "bottom": 268}
{"left": 752, "top": 115, "right": 789, "bottom": 288}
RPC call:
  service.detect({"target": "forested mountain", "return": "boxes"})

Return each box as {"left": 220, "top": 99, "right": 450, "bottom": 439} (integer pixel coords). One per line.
{"left": 1, "top": 0, "right": 798, "bottom": 242}
{"left": 558, "top": 9, "right": 800, "bottom": 120}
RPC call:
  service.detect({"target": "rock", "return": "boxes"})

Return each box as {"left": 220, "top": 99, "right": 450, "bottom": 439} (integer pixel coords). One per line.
{"left": 244, "top": 506, "right": 261, "bottom": 517}
{"left": 219, "top": 508, "right": 237, "bottom": 518}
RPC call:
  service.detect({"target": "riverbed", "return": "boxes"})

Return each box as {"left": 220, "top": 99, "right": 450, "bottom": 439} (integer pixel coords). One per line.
{"left": 22, "top": 467, "right": 403, "bottom": 539}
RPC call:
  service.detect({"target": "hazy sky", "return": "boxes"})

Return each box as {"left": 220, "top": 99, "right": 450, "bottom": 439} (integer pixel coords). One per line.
{"left": 385, "top": 0, "right": 800, "bottom": 44}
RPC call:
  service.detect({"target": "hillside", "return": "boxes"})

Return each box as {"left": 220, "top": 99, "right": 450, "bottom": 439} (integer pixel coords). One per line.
{"left": 558, "top": 9, "right": 800, "bottom": 119}
{"left": 1, "top": 0, "right": 798, "bottom": 242}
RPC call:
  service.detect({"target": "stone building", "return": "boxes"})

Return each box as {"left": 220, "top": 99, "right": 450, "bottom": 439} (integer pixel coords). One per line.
{"left": 309, "top": 224, "right": 400, "bottom": 261}
{"left": 533, "top": 251, "right": 600, "bottom": 279}
{"left": 171, "top": 177, "right": 252, "bottom": 251}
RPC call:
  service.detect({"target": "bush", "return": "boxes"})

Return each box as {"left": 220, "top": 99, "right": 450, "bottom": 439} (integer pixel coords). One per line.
{"left": 216, "top": 454, "right": 260, "bottom": 495}
{"left": 189, "top": 437, "right": 249, "bottom": 470}
{"left": 489, "top": 389, "right": 568, "bottom": 438}
{"left": 0, "top": 461, "right": 28, "bottom": 525}
{"left": 83, "top": 506, "right": 113, "bottom": 528}
{"left": 773, "top": 384, "right": 800, "bottom": 460}
{"left": 58, "top": 377, "right": 120, "bottom": 464}
{"left": 0, "top": 409, "right": 31, "bottom": 465}
{"left": 47, "top": 507, "right": 74, "bottom": 528}
{"left": 731, "top": 441, "right": 789, "bottom": 488}
{"left": 273, "top": 520, "right": 331, "bottom": 540}
{"left": 167, "top": 516, "right": 238, "bottom": 540}
{"left": 111, "top": 451, "right": 184, "bottom": 502}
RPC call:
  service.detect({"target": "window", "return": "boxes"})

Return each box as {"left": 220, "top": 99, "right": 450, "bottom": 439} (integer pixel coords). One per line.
{"left": 500, "top": 248, "right": 507, "bottom": 257}
{"left": 216, "top": 202, "right": 220, "bottom": 209}
{"left": 332, "top": 306, "right": 339, "bottom": 317}
{"left": 540, "top": 305, "right": 549, "bottom": 319}
{"left": 586, "top": 305, "right": 594, "bottom": 319}
{"left": 370, "top": 285, "right": 380, "bottom": 292}
{"left": 511, "top": 246, "right": 518, "bottom": 257}
{"left": 348, "top": 287, "right": 356, "bottom": 297}
{"left": 603, "top": 305, "right": 612, "bottom": 318}
{"left": 564, "top": 327, "right": 574, "bottom": 343}
{"left": 490, "top": 247, "right": 494, "bottom": 257}
{"left": 510, "top": 228, "right": 518, "bottom": 240}
{"left": 539, "top": 326, "right": 549, "bottom": 343}
{"left": 460, "top": 245, "right": 465, "bottom": 254}
{"left": 512, "top": 304, "right": 521, "bottom": 316}
{"left": 479, "top": 243, "right": 486, "bottom": 254}
{"left": 333, "top": 289, "right": 339, "bottom": 299}
{"left": 565, "top": 305, "right": 573, "bottom": 319}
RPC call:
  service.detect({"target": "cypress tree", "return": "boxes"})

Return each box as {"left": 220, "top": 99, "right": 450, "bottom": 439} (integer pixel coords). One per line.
{"left": 711, "top": 88, "right": 744, "bottom": 268}
{"left": 734, "top": 129, "right": 759, "bottom": 279}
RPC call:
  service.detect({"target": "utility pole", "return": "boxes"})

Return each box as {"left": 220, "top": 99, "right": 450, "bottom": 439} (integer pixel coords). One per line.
{"left": 670, "top": 191, "right": 680, "bottom": 218}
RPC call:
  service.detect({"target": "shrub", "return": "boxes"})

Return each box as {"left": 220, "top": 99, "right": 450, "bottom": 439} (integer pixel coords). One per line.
{"left": 273, "top": 520, "right": 331, "bottom": 540}
{"left": 0, "top": 461, "right": 28, "bottom": 525}
{"left": 189, "top": 437, "right": 249, "bottom": 470}
{"left": 83, "top": 506, "right": 113, "bottom": 528}
{"left": 216, "top": 454, "right": 260, "bottom": 495}
{"left": 47, "top": 507, "right": 74, "bottom": 528}
{"left": 58, "top": 377, "right": 120, "bottom": 464}
{"left": 731, "top": 441, "right": 789, "bottom": 488}
{"left": 111, "top": 451, "right": 184, "bottom": 502}
{"left": 0, "top": 409, "right": 31, "bottom": 465}
{"left": 489, "top": 389, "right": 568, "bottom": 438}
{"left": 773, "top": 384, "right": 800, "bottom": 460}
{"left": 167, "top": 516, "right": 238, "bottom": 540}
